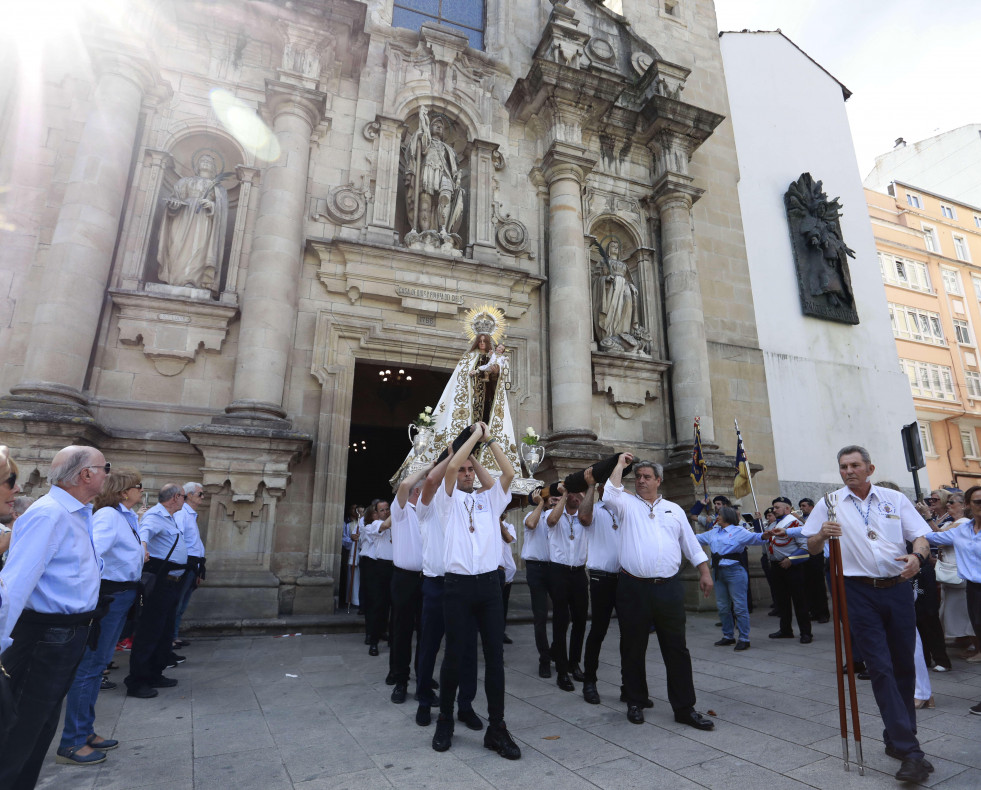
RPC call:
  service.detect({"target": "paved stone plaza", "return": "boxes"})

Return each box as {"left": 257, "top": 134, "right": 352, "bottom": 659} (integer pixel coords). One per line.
{"left": 37, "top": 611, "right": 981, "bottom": 790}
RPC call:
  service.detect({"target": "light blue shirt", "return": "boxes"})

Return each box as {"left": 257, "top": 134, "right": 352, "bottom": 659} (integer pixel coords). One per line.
{"left": 177, "top": 503, "right": 205, "bottom": 557}
{"left": 342, "top": 521, "right": 354, "bottom": 551}
{"left": 93, "top": 504, "right": 144, "bottom": 583}
{"left": 927, "top": 521, "right": 981, "bottom": 583}
{"left": 696, "top": 524, "right": 766, "bottom": 565}
{"left": 0, "top": 486, "right": 102, "bottom": 651}
{"left": 139, "top": 503, "right": 187, "bottom": 578}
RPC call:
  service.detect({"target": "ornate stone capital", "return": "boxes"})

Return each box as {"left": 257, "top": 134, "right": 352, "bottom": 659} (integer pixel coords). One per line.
{"left": 262, "top": 80, "right": 328, "bottom": 130}
{"left": 651, "top": 180, "right": 703, "bottom": 210}
{"left": 540, "top": 142, "right": 597, "bottom": 186}
{"left": 235, "top": 164, "right": 261, "bottom": 187}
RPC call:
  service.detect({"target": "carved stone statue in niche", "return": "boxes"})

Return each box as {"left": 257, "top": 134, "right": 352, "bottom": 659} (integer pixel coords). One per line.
{"left": 401, "top": 106, "right": 466, "bottom": 255}
{"left": 784, "top": 172, "right": 859, "bottom": 325}
{"left": 590, "top": 237, "right": 651, "bottom": 355}
{"left": 157, "top": 152, "right": 230, "bottom": 294}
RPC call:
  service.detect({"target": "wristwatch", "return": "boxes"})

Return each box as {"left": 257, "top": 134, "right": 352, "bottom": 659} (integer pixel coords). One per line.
{"left": 912, "top": 551, "right": 928, "bottom": 567}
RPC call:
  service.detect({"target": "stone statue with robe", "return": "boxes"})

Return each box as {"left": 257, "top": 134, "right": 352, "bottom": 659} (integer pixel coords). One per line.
{"left": 402, "top": 106, "right": 465, "bottom": 244}
{"left": 591, "top": 237, "right": 649, "bottom": 354}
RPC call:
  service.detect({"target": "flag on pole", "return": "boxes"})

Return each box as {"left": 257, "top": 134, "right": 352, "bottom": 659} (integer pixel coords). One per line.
{"left": 733, "top": 423, "right": 752, "bottom": 498}
{"left": 690, "top": 417, "right": 707, "bottom": 486}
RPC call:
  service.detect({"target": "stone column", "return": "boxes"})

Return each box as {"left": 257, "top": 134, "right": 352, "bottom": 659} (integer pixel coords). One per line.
{"left": 540, "top": 142, "right": 597, "bottom": 440}
{"left": 9, "top": 52, "right": 153, "bottom": 410}
{"left": 222, "top": 81, "right": 326, "bottom": 424}
{"left": 655, "top": 189, "right": 715, "bottom": 444}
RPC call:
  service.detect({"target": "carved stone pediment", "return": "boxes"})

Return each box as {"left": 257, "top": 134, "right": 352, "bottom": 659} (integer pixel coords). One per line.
{"left": 110, "top": 288, "right": 238, "bottom": 376}
{"left": 592, "top": 351, "right": 670, "bottom": 419}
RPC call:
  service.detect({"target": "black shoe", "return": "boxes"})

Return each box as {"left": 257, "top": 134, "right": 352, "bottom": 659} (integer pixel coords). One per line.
{"left": 734, "top": 641, "right": 751, "bottom": 651}
{"left": 858, "top": 670, "right": 871, "bottom": 680}
{"left": 126, "top": 685, "right": 158, "bottom": 699}
{"left": 100, "top": 677, "right": 117, "bottom": 690}
{"left": 767, "top": 608, "right": 779, "bottom": 617}
{"left": 385, "top": 672, "right": 396, "bottom": 685}
{"left": 416, "top": 705, "right": 432, "bottom": 726}
{"left": 675, "top": 710, "right": 714, "bottom": 730}
{"left": 483, "top": 722, "right": 521, "bottom": 760}
{"left": 166, "top": 654, "right": 186, "bottom": 668}
{"left": 816, "top": 616, "right": 830, "bottom": 624}
{"left": 970, "top": 702, "right": 981, "bottom": 715}
{"left": 149, "top": 675, "right": 178, "bottom": 688}
{"left": 769, "top": 631, "right": 794, "bottom": 639}
{"left": 619, "top": 687, "right": 654, "bottom": 708}
{"left": 570, "top": 664, "right": 585, "bottom": 682}
{"left": 895, "top": 757, "right": 932, "bottom": 782}
{"left": 851, "top": 661, "right": 867, "bottom": 673}
{"left": 582, "top": 682, "right": 600, "bottom": 705}
{"left": 714, "top": 638, "right": 736, "bottom": 647}
{"left": 369, "top": 644, "right": 379, "bottom": 656}
{"left": 538, "top": 660, "right": 551, "bottom": 679}
{"left": 432, "top": 716, "right": 453, "bottom": 752}
{"left": 627, "top": 705, "right": 645, "bottom": 724}
{"left": 883, "top": 745, "right": 933, "bottom": 772}
{"left": 800, "top": 634, "right": 813, "bottom": 644}
{"left": 502, "top": 633, "right": 513, "bottom": 644}
{"left": 391, "top": 684, "right": 407, "bottom": 704}
{"left": 458, "top": 708, "right": 484, "bottom": 731}
{"left": 556, "top": 674, "right": 574, "bottom": 692}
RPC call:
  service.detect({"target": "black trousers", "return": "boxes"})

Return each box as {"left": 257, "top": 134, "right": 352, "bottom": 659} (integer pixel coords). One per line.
{"left": 525, "top": 559, "right": 552, "bottom": 663}
{"left": 439, "top": 571, "right": 506, "bottom": 726}
{"left": 390, "top": 566, "right": 423, "bottom": 684}
{"left": 584, "top": 571, "right": 619, "bottom": 683}
{"left": 366, "top": 558, "right": 394, "bottom": 645}
{"left": 760, "top": 553, "right": 777, "bottom": 607}
{"left": 805, "top": 553, "right": 830, "bottom": 620}
{"left": 415, "top": 576, "right": 477, "bottom": 709}
{"left": 0, "top": 617, "right": 92, "bottom": 790}
{"left": 338, "top": 547, "right": 350, "bottom": 606}
{"left": 126, "top": 575, "right": 182, "bottom": 689}
{"left": 770, "top": 560, "right": 812, "bottom": 636}
{"left": 616, "top": 572, "right": 696, "bottom": 714}
{"left": 360, "top": 556, "right": 376, "bottom": 632}
{"left": 549, "top": 563, "right": 588, "bottom": 675}
{"left": 915, "top": 564, "right": 950, "bottom": 669}
{"left": 968, "top": 581, "right": 981, "bottom": 639}
{"left": 497, "top": 567, "right": 512, "bottom": 625}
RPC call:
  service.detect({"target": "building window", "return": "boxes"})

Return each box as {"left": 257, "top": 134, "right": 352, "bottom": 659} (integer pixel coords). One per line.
{"left": 961, "top": 427, "right": 979, "bottom": 458}
{"left": 953, "top": 235, "right": 971, "bottom": 262}
{"left": 922, "top": 225, "right": 940, "bottom": 253}
{"left": 973, "top": 276, "right": 981, "bottom": 301}
{"left": 889, "top": 304, "right": 946, "bottom": 345}
{"left": 942, "top": 267, "right": 963, "bottom": 295}
{"left": 392, "top": 0, "right": 485, "bottom": 50}
{"left": 941, "top": 205, "right": 956, "bottom": 220}
{"left": 974, "top": 216, "right": 981, "bottom": 229}
{"left": 878, "top": 253, "right": 931, "bottom": 292}
{"left": 907, "top": 193, "right": 923, "bottom": 209}
{"left": 967, "top": 371, "right": 981, "bottom": 399}
{"left": 919, "top": 422, "right": 936, "bottom": 455}
{"left": 954, "top": 318, "right": 974, "bottom": 345}
{"left": 900, "top": 359, "right": 957, "bottom": 401}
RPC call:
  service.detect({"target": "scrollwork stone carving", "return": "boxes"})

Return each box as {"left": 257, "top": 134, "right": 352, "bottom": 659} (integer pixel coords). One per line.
{"left": 316, "top": 183, "right": 368, "bottom": 224}
{"left": 492, "top": 202, "right": 530, "bottom": 256}
{"left": 363, "top": 120, "right": 380, "bottom": 140}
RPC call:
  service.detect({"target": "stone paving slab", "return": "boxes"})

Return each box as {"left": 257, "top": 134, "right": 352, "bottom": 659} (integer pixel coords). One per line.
{"left": 35, "top": 611, "right": 981, "bottom": 789}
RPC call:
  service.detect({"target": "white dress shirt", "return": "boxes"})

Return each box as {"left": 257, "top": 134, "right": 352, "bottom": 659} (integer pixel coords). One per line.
{"left": 357, "top": 516, "right": 375, "bottom": 560}
{"left": 586, "top": 501, "right": 621, "bottom": 573}
{"left": 177, "top": 502, "right": 205, "bottom": 557}
{"left": 418, "top": 500, "right": 445, "bottom": 578}
{"left": 93, "top": 504, "right": 144, "bottom": 583}
{"left": 391, "top": 499, "right": 424, "bottom": 572}
{"left": 548, "top": 509, "right": 588, "bottom": 567}
{"left": 520, "top": 511, "right": 551, "bottom": 562}
{"left": 434, "top": 482, "right": 510, "bottom": 575}
{"left": 604, "top": 485, "right": 708, "bottom": 578}
{"left": 802, "top": 485, "right": 930, "bottom": 578}
{"left": 501, "top": 522, "right": 517, "bottom": 583}
{"left": 363, "top": 519, "right": 393, "bottom": 561}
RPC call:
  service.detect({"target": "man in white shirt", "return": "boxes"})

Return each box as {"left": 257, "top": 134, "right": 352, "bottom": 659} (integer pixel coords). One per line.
{"left": 431, "top": 423, "right": 520, "bottom": 760}
{"left": 546, "top": 484, "right": 588, "bottom": 691}
{"left": 172, "top": 482, "right": 206, "bottom": 647}
{"left": 605, "top": 454, "right": 715, "bottom": 730}
{"left": 803, "top": 445, "right": 934, "bottom": 784}
{"left": 522, "top": 489, "right": 557, "bottom": 678}
{"left": 362, "top": 499, "right": 392, "bottom": 656}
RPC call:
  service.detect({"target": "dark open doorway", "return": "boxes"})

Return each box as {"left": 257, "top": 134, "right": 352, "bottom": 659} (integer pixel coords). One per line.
{"left": 345, "top": 360, "right": 449, "bottom": 510}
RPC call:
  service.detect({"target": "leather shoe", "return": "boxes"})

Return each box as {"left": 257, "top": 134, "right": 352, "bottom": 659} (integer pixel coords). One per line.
{"left": 858, "top": 670, "right": 871, "bottom": 680}
{"left": 484, "top": 722, "right": 521, "bottom": 760}
{"left": 769, "top": 631, "right": 794, "bottom": 639}
{"left": 800, "top": 634, "right": 813, "bottom": 644}
{"left": 126, "top": 685, "right": 158, "bottom": 699}
{"left": 368, "top": 644, "right": 379, "bottom": 656}
{"left": 415, "top": 705, "right": 431, "bottom": 727}
{"left": 502, "top": 633, "right": 513, "bottom": 644}
{"left": 391, "top": 683, "right": 407, "bottom": 704}
{"left": 538, "top": 660, "right": 551, "bottom": 679}
{"left": 885, "top": 746, "right": 934, "bottom": 773}
{"left": 149, "top": 675, "right": 177, "bottom": 688}
{"left": 734, "top": 641, "right": 751, "bottom": 651}
{"left": 458, "top": 708, "right": 484, "bottom": 731}
{"left": 571, "top": 664, "right": 585, "bottom": 682}
{"left": 432, "top": 717, "right": 453, "bottom": 752}
{"left": 895, "top": 757, "right": 932, "bottom": 782}
{"left": 675, "top": 710, "right": 714, "bottom": 730}
{"left": 714, "top": 637, "right": 736, "bottom": 646}
{"left": 556, "top": 674, "right": 574, "bottom": 692}
{"left": 620, "top": 687, "right": 654, "bottom": 707}
{"left": 582, "top": 682, "right": 600, "bottom": 705}
{"left": 627, "top": 705, "right": 644, "bottom": 724}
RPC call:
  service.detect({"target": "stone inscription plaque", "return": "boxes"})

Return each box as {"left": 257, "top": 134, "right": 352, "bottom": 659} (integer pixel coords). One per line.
{"left": 395, "top": 286, "right": 464, "bottom": 304}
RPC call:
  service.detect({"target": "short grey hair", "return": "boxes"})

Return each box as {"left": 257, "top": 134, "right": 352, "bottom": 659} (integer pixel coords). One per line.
{"left": 13, "top": 496, "right": 34, "bottom": 516}
{"left": 718, "top": 506, "right": 740, "bottom": 526}
{"left": 633, "top": 460, "right": 663, "bottom": 480}
{"left": 183, "top": 482, "right": 203, "bottom": 495}
{"left": 837, "top": 445, "right": 872, "bottom": 465}
{"left": 48, "top": 446, "right": 97, "bottom": 487}
{"left": 158, "top": 483, "right": 183, "bottom": 503}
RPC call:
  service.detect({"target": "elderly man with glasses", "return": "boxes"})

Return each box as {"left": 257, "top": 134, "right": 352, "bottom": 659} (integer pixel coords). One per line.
{"left": 171, "top": 483, "right": 207, "bottom": 649}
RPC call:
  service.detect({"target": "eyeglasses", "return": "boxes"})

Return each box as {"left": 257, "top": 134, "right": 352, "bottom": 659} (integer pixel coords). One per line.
{"left": 129, "top": 483, "right": 143, "bottom": 491}
{"left": 3, "top": 473, "right": 15, "bottom": 488}
{"left": 924, "top": 497, "right": 938, "bottom": 504}
{"left": 86, "top": 463, "right": 111, "bottom": 474}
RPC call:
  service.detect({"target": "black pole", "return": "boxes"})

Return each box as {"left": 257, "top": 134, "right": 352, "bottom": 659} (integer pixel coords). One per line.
{"left": 911, "top": 468, "right": 923, "bottom": 503}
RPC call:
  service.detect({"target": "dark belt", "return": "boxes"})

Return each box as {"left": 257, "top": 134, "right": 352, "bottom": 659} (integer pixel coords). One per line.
{"left": 444, "top": 570, "right": 498, "bottom": 581}
{"left": 620, "top": 569, "right": 671, "bottom": 584}
{"left": 525, "top": 559, "right": 549, "bottom": 566}
{"left": 549, "top": 562, "right": 586, "bottom": 572}
{"left": 100, "top": 580, "right": 140, "bottom": 594}
{"left": 394, "top": 566, "right": 423, "bottom": 577}
{"left": 375, "top": 558, "right": 394, "bottom": 567}
{"left": 718, "top": 552, "right": 744, "bottom": 562}
{"left": 849, "top": 575, "right": 905, "bottom": 588}
{"left": 588, "top": 569, "right": 618, "bottom": 578}
{"left": 19, "top": 607, "right": 101, "bottom": 627}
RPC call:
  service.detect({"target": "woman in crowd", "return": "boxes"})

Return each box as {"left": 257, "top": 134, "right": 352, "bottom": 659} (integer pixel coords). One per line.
{"left": 937, "top": 493, "right": 980, "bottom": 662}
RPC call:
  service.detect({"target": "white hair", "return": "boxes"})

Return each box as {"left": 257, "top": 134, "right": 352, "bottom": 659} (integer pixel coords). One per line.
{"left": 48, "top": 446, "right": 97, "bottom": 487}
{"left": 183, "top": 482, "right": 203, "bottom": 495}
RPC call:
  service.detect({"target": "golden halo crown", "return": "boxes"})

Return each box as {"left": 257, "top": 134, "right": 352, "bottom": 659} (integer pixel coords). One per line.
{"left": 462, "top": 304, "right": 507, "bottom": 345}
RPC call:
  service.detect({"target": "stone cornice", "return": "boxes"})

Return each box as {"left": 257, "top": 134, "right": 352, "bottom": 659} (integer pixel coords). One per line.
{"left": 540, "top": 142, "right": 597, "bottom": 185}
{"left": 263, "top": 80, "right": 329, "bottom": 129}
{"left": 651, "top": 176, "right": 704, "bottom": 208}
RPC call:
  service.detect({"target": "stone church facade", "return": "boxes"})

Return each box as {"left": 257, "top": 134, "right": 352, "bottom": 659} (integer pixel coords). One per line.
{"left": 0, "top": 0, "right": 777, "bottom": 622}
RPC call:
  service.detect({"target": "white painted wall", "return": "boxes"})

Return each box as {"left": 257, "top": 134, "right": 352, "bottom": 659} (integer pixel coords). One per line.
{"left": 720, "top": 31, "right": 916, "bottom": 494}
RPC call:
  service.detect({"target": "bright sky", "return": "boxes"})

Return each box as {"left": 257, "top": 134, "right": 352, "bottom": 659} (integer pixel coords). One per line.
{"left": 714, "top": 0, "right": 981, "bottom": 178}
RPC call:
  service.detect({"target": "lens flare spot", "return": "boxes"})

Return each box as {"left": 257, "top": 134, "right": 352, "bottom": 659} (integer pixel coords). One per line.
{"left": 210, "top": 89, "right": 281, "bottom": 162}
